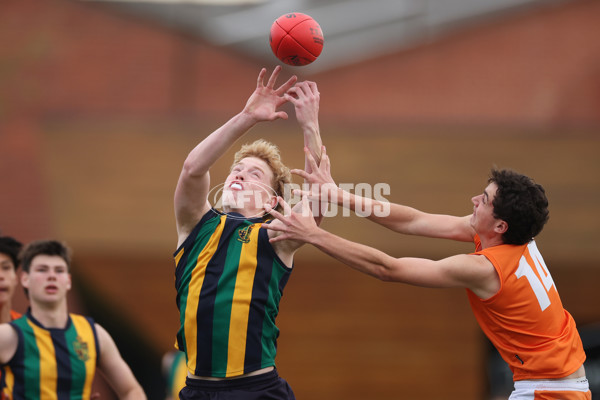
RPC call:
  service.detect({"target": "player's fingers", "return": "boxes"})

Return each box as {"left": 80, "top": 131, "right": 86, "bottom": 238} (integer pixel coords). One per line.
{"left": 277, "top": 75, "right": 298, "bottom": 95}
{"left": 290, "top": 168, "right": 309, "bottom": 180}
{"left": 280, "top": 196, "right": 293, "bottom": 216}
{"left": 273, "top": 111, "right": 289, "bottom": 120}
{"left": 268, "top": 234, "right": 287, "bottom": 244}
{"left": 305, "top": 147, "right": 319, "bottom": 170}
{"left": 301, "top": 193, "right": 312, "bottom": 214}
{"left": 266, "top": 65, "right": 281, "bottom": 88}
{"left": 263, "top": 221, "right": 285, "bottom": 232}
{"left": 295, "top": 81, "right": 309, "bottom": 97}
{"left": 256, "top": 68, "right": 267, "bottom": 88}
{"left": 321, "top": 153, "right": 330, "bottom": 172}
{"left": 319, "top": 146, "right": 331, "bottom": 172}
{"left": 283, "top": 90, "right": 299, "bottom": 103}
{"left": 264, "top": 206, "right": 285, "bottom": 223}
{"left": 293, "top": 188, "right": 311, "bottom": 198}
{"left": 306, "top": 81, "right": 319, "bottom": 96}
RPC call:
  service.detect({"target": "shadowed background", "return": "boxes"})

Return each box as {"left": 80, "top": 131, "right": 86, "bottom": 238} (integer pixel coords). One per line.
{"left": 1, "top": 0, "right": 599, "bottom": 399}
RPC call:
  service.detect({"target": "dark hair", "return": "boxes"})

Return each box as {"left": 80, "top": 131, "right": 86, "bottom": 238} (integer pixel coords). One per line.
{"left": 489, "top": 169, "right": 549, "bottom": 245}
{"left": 20, "top": 240, "right": 72, "bottom": 273}
{"left": 0, "top": 236, "right": 23, "bottom": 270}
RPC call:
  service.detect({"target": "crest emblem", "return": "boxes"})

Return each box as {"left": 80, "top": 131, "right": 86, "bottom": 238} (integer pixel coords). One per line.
{"left": 73, "top": 336, "right": 90, "bottom": 362}
{"left": 237, "top": 225, "right": 254, "bottom": 243}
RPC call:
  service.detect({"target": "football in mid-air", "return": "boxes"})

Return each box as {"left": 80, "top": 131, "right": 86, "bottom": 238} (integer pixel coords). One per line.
{"left": 269, "top": 13, "right": 324, "bottom": 66}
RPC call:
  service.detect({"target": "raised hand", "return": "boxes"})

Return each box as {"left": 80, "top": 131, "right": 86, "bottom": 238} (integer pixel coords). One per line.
{"left": 284, "top": 81, "right": 320, "bottom": 133}
{"left": 292, "top": 146, "right": 338, "bottom": 204}
{"left": 242, "top": 66, "right": 298, "bottom": 122}
{"left": 293, "top": 146, "right": 333, "bottom": 184}
{"left": 264, "top": 195, "right": 319, "bottom": 244}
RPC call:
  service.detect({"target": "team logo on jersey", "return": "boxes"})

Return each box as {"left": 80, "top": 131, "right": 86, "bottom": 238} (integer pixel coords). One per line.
{"left": 237, "top": 225, "right": 255, "bottom": 243}
{"left": 73, "top": 336, "right": 90, "bottom": 362}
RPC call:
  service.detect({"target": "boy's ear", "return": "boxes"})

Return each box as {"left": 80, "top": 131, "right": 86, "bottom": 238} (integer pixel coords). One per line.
{"left": 495, "top": 220, "right": 508, "bottom": 234}
{"left": 20, "top": 271, "right": 30, "bottom": 289}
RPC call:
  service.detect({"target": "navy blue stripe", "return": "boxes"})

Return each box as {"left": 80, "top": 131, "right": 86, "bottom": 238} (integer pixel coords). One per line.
{"left": 244, "top": 227, "right": 274, "bottom": 371}
{"left": 8, "top": 323, "right": 26, "bottom": 399}
{"left": 175, "top": 248, "right": 191, "bottom": 299}
{"left": 278, "top": 268, "right": 291, "bottom": 293}
{"left": 175, "top": 241, "right": 193, "bottom": 311}
{"left": 193, "top": 263, "right": 217, "bottom": 373}
{"left": 51, "top": 330, "right": 71, "bottom": 400}
{"left": 0, "top": 365, "right": 5, "bottom": 393}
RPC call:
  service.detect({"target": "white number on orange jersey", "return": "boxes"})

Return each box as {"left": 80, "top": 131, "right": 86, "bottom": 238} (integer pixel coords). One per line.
{"left": 514, "top": 241, "right": 555, "bottom": 311}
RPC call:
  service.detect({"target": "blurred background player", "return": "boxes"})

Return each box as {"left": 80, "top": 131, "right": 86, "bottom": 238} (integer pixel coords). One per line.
{"left": 162, "top": 350, "right": 186, "bottom": 400}
{"left": 173, "top": 65, "right": 322, "bottom": 399}
{"left": 0, "top": 239, "right": 146, "bottom": 399}
{"left": 0, "top": 236, "right": 23, "bottom": 396}
{"left": 265, "top": 151, "right": 591, "bottom": 400}
{"left": 0, "top": 236, "right": 22, "bottom": 323}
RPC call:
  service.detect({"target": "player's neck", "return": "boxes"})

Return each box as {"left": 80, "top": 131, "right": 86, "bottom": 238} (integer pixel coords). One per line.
{"left": 30, "top": 302, "right": 69, "bottom": 328}
{"left": 478, "top": 234, "right": 505, "bottom": 249}
{"left": 223, "top": 205, "right": 265, "bottom": 219}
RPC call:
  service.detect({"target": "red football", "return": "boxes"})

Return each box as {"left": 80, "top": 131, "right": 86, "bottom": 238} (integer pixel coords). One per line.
{"left": 269, "top": 13, "right": 324, "bottom": 66}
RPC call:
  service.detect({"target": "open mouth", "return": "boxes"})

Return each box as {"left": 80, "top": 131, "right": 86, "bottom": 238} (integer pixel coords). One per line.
{"left": 45, "top": 285, "right": 58, "bottom": 294}
{"left": 230, "top": 182, "right": 243, "bottom": 190}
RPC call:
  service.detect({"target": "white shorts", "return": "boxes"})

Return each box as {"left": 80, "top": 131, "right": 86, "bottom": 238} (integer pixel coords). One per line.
{"left": 509, "top": 378, "right": 591, "bottom": 400}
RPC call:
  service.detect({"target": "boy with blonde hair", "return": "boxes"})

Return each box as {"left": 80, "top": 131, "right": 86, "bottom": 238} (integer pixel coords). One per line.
{"left": 173, "top": 66, "right": 323, "bottom": 400}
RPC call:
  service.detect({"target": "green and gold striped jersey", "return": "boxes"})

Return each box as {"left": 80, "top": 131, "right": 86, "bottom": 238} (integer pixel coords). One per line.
{"left": 2, "top": 311, "right": 98, "bottom": 400}
{"left": 174, "top": 209, "right": 293, "bottom": 378}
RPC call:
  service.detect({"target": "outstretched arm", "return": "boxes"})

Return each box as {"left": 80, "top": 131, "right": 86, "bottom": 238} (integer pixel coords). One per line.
{"left": 345, "top": 197, "right": 474, "bottom": 242}
{"left": 265, "top": 79, "right": 325, "bottom": 259}
{"left": 292, "top": 150, "right": 475, "bottom": 242}
{"left": 284, "top": 81, "right": 322, "bottom": 171}
{"left": 264, "top": 196, "right": 499, "bottom": 299}
{"left": 285, "top": 81, "right": 324, "bottom": 220}
{"left": 174, "top": 66, "right": 297, "bottom": 246}
{"left": 96, "top": 324, "right": 146, "bottom": 400}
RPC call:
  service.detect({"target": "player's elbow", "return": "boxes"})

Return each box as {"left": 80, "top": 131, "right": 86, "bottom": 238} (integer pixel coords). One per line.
{"left": 373, "top": 258, "right": 397, "bottom": 282}
{"left": 373, "top": 255, "right": 406, "bottom": 282}
{"left": 181, "top": 158, "right": 208, "bottom": 179}
{"left": 376, "top": 272, "right": 392, "bottom": 282}
{"left": 377, "top": 267, "right": 396, "bottom": 282}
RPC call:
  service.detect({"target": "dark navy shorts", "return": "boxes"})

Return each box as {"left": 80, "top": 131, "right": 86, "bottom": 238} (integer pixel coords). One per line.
{"left": 179, "top": 369, "right": 296, "bottom": 400}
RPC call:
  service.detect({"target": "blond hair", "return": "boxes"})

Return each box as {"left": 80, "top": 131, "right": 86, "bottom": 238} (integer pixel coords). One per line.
{"left": 233, "top": 139, "right": 291, "bottom": 211}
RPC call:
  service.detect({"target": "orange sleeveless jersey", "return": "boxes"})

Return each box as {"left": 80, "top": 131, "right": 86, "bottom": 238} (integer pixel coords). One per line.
{"left": 467, "top": 236, "right": 586, "bottom": 381}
